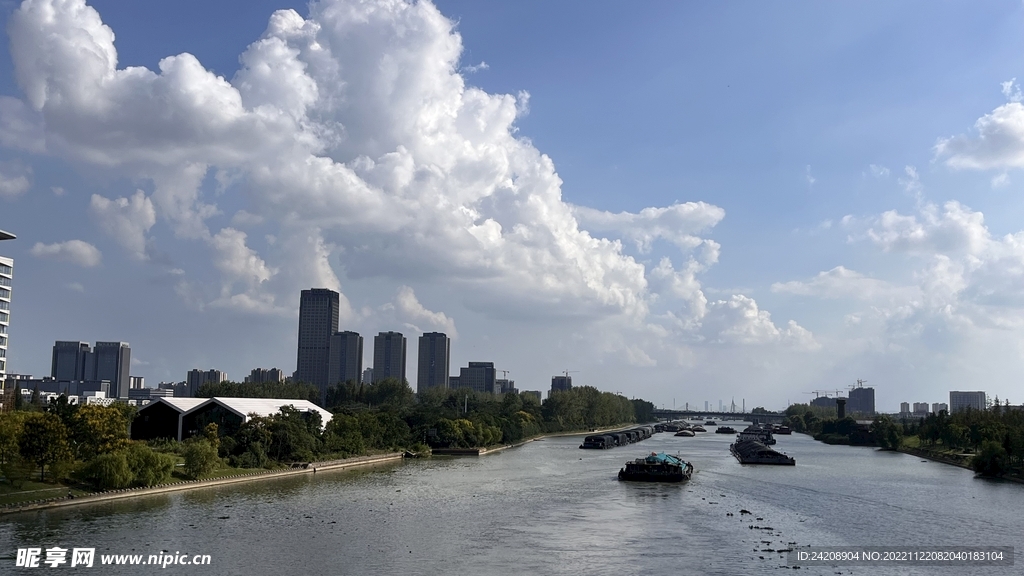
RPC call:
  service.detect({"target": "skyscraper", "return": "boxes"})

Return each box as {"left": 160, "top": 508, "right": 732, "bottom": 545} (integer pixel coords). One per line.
{"left": 296, "top": 289, "right": 340, "bottom": 391}
{"left": 51, "top": 341, "right": 91, "bottom": 381}
{"left": 847, "top": 386, "right": 875, "bottom": 415}
{"left": 551, "top": 375, "right": 572, "bottom": 394}
{"left": 460, "top": 362, "right": 496, "bottom": 394}
{"left": 373, "top": 331, "right": 406, "bottom": 383}
{"left": 328, "top": 331, "right": 363, "bottom": 386}
{"left": 417, "top": 332, "right": 449, "bottom": 394}
{"left": 0, "top": 228, "right": 14, "bottom": 377}
{"left": 92, "top": 342, "right": 131, "bottom": 399}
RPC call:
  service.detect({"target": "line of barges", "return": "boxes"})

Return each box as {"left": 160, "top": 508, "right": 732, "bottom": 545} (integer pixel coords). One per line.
{"left": 579, "top": 425, "right": 655, "bottom": 449}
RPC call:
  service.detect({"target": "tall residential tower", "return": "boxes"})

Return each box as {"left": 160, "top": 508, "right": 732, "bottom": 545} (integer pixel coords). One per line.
{"left": 373, "top": 331, "right": 406, "bottom": 384}
{"left": 417, "top": 332, "right": 449, "bottom": 394}
{"left": 328, "top": 331, "right": 363, "bottom": 386}
{"left": 0, "top": 229, "right": 14, "bottom": 377}
{"left": 296, "top": 289, "right": 340, "bottom": 392}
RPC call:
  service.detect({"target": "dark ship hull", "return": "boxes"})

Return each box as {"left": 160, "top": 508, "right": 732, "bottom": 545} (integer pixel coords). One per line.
{"left": 618, "top": 453, "right": 694, "bottom": 482}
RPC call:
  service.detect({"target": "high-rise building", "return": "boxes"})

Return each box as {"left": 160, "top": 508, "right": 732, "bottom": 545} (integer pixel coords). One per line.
{"left": 932, "top": 402, "right": 948, "bottom": 414}
{"left": 361, "top": 367, "right": 373, "bottom": 385}
{"left": 900, "top": 401, "right": 910, "bottom": 414}
{"left": 847, "top": 386, "right": 875, "bottom": 415}
{"left": 246, "top": 368, "right": 284, "bottom": 384}
{"left": 417, "top": 332, "right": 449, "bottom": 394}
{"left": 460, "top": 362, "right": 497, "bottom": 394}
{"left": 329, "top": 331, "right": 363, "bottom": 386}
{"left": 912, "top": 402, "right": 930, "bottom": 415}
{"left": 296, "top": 289, "right": 340, "bottom": 390}
{"left": 92, "top": 342, "right": 132, "bottom": 399}
{"left": 551, "top": 375, "right": 572, "bottom": 394}
{"left": 130, "top": 376, "right": 145, "bottom": 389}
{"left": 186, "top": 369, "right": 227, "bottom": 397}
{"left": 497, "top": 379, "right": 517, "bottom": 395}
{"left": 51, "top": 341, "right": 91, "bottom": 381}
{"left": 0, "top": 228, "right": 14, "bottom": 378}
{"left": 373, "top": 331, "right": 406, "bottom": 383}
{"left": 950, "top": 391, "right": 986, "bottom": 413}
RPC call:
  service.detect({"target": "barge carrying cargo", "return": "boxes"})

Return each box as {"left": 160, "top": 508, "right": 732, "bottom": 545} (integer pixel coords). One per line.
{"left": 618, "top": 452, "right": 694, "bottom": 482}
{"left": 730, "top": 439, "right": 796, "bottom": 465}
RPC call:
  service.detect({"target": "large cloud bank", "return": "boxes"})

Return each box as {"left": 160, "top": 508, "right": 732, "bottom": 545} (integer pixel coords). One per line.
{"left": 2, "top": 0, "right": 811, "bottom": 358}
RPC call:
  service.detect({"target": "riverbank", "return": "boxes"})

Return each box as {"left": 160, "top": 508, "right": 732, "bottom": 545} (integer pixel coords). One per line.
{"left": 0, "top": 452, "right": 403, "bottom": 516}
{"left": 432, "top": 422, "right": 651, "bottom": 456}
{"left": 2, "top": 423, "right": 654, "bottom": 514}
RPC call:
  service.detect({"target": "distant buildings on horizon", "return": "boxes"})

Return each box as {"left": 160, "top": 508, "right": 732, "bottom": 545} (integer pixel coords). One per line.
{"left": 291, "top": 288, "right": 543, "bottom": 400}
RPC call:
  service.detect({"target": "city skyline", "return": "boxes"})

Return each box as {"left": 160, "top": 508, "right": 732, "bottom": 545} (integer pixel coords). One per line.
{"left": 2, "top": 1, "right": 1024, "bottom": 411}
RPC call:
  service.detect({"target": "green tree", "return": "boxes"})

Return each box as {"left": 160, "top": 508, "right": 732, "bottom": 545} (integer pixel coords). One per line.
{"left": 324, "top": 413, "right": 366, "bottom": 456}
{"left": 0, "top": 411, "right": 27, "bottom": 466}
{"left": 125, "top": 443, "right": 176, "bottom": 487}
{"left": 19, "top": 412, "right": 73, "bottom": 481}
{"left": 70, "top": 404, "right": 131, "bottom": 459}
{"left": 871, "top": 416, "right": 902, "bottom": 450}
{"left": 973, "top": 440, "right": 1009, "bottom": 477}
{"left": 84, "top": 452, "right": 134, "bottom": 489}
{"left": 182, "top": 439, "right": 219, "bottom": 479}
{"left": 13, "top": 383, "right": 23, "bottom": 410}
{"left": 46, "top": 394, "right": 79, "bottom": 427}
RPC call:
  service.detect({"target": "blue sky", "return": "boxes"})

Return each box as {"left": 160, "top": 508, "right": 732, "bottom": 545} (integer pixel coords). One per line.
{"left": 2, "top": 0, "right": 1024, "bottom": 411}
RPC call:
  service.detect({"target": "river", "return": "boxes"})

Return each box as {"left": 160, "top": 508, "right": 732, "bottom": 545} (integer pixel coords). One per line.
{"left": 2, "top": 423, "right": 1021, "bottom": 575}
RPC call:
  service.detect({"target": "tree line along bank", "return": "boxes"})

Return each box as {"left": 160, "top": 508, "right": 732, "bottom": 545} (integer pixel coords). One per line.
{"left": 783, "top": 402, "right": 1024, "bottom": 478}
{"left": 0, "top": 379, "right": 655, "bottom": 494}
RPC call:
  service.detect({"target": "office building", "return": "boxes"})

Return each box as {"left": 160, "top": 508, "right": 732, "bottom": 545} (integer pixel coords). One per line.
{"left": 417, "top": 332, "right": 449, "bottom": 394}
{"left": 245, "top": 368, "right": 284, "bottom": 384}
{"left": 50, "top": 340, "right": 131, "bottom": 399}
{"left": 91, "top": 342, "right": 132, "bottom": 399}
{"left": 295, "top": 289, "right": 340, "bottom": 389}
{"left": 158, "top": 381, "right": 190, "bottom": 397}
{"left": 950, "top": 391, "right": 986, "bottom": 413}
{"left": 459, "top": 362, "right": 497, "bottom": 394}
{"left": 373, "top": 331, "right": 406, "bottom": 383}
{"left": 0, "top": 228, "right": 14, "bottom": 377}
{"left": 522, "top": 390, "right": 542, "bottom": 402}
{"left": 51, "top": 341, "right": 91, "bottom": 381}
{"left": 497, "top": 378, "right": 517, "bottom": 395}
{"left": 328, "top": 331, "right": 363, "bottom": 386}
{"left": 847, "top": 386, "right": 875, "bottom": 415}
{"left": 551, "top": 375, "right": 572, "bottom": 394}
{"left": 128, "top": 386, "right": 173, "bottom": 404}
{"left": 186, "top": 369, "right": 227, "bottom": 397}
{"left": 448, "top": 375, "right": 460, "bottom": 389}
{"left": 361, "top": 367, "right": 373, "bottom": 385}
{"left": 130, "top": 376, "right": 145, "bottom": 389}
{"left": 932, "top": 402, "right": 948, "bottom": 415}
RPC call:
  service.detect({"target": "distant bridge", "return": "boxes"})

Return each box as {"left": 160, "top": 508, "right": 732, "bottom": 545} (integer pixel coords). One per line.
{"left": 651, "top": 409, "right": 786, "bottom": 424}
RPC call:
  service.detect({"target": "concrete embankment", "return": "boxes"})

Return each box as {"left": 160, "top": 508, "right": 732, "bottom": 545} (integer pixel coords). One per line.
{"left": 897, "top": 445, "right": 972, "bottom": 470}
{"left": 0, "top": 452, "right": 403, "bottom": 516}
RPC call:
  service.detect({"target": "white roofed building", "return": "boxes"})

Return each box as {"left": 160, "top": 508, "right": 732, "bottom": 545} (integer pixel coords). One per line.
{"left": 131, "top": 396, "right": 333, "bottom": 441}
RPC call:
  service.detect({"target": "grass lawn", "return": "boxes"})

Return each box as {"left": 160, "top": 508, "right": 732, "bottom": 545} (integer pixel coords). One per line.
{"left": 0, "top": 479, "right": 92, "bottom": 506}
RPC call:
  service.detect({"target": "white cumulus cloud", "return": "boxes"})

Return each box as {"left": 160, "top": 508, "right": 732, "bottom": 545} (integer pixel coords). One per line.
{"left": 89, "top": 190, "right": 156, "bottom": 260}
{"left": 30, "top": 239, "right": 102, "bottom": 267}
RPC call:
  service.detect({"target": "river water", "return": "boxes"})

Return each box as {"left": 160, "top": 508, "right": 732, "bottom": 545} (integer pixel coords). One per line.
{"left": 2, "top": 423, "right": 1021, "bottom": 575}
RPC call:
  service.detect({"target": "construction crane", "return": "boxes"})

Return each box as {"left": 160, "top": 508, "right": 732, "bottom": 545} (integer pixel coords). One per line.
{"left": 498, "top": 369, "right": 510, "bottom": 380}
{"left": 848, "top": 379, "right": 872, "bottom": 391}
{"left": 562, "top": 370, "right": 578, "bottom": 379}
